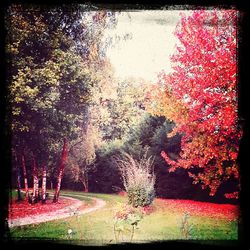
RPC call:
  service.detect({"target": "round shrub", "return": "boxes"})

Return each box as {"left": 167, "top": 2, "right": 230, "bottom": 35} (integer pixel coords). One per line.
{"left": 128, "top": 186, "right": 155, "bottom": 207}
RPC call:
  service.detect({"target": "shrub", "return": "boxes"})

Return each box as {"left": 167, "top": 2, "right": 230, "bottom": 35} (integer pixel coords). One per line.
{"left": 127, "top": 186, "right": 155, "bottom": 207}
{"left": 179, "top": 212, "right": 194, "bottom": 239}
{"left": 113, "top": 203, "right": 143, "bottom": 242}
{"left": 114, "top": 149, "right": 155, "bottom": 207}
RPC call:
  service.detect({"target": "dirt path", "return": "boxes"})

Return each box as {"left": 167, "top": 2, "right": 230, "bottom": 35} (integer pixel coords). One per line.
{"left": 8, "top": 194, "right": 106, "bottom": 228}
{"left": 63, "top": 194, "right": 106, "bottom": 216}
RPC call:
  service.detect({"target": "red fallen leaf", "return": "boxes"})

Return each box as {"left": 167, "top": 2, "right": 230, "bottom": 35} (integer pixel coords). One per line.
{"left": 156, "top": 198, "right": 239, "bottom": 221}
{"left": 118, "top": 191, "right": 127, "bottom": 197}
{"left": 8, "top": 197, "right": 75, "bottom": 220}
{"left": 141, "top": 205, "right": 155, "bottom": 215}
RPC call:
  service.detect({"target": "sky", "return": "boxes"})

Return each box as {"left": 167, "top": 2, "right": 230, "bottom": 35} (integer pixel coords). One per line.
{"left": 104, "top": 10, "right": 183, "bottom": 83}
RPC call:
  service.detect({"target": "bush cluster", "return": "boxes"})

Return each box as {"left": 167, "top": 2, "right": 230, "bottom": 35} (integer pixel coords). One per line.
{"left": 114, "top": 150, "right": 155, "bottom": 207}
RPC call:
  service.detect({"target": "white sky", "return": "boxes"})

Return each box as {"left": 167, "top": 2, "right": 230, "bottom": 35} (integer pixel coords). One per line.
{"left": 104, "top": 10, "right": 184, "bottom": 83}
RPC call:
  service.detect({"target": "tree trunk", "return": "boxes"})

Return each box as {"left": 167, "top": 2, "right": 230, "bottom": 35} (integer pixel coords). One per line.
{"left": 16, "top": 166, "right": 22, "bottom": 201}
{"left": 80, "top": 170, "right": 88, "bottom": 192}
{"left": 53, "top": 138, "right": 68, "bottom": 203}
{"left": 13, "top": 150, "right": 22, "bottom": 201}
{"left": 84, "top": 171, "right": 89, "bottom": 192}
{"left": 41, "top": 166, "right": 47, "bottom": 204}
{"left": 32, "top": 154, "right": 39, "bottom": 203}
{"left": 82, "top": 180, "right": 88, "bottom": 193}
{"left": 50, "top": 180, "right": 53, "bottom": 190}
{"left": 21, "top": 153, "right": 29, "bottom": 201}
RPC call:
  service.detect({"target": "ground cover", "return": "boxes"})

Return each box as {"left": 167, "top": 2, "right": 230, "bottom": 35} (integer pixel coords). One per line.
{"left": 8, "top": 190, "right": 239, "bottom": 245}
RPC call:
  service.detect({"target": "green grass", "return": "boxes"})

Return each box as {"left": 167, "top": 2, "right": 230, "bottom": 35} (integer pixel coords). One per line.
{"left": 9, "top": 189, "right": 22, "bottom": 201}
{"left": 9, "top": 190, "right": 238, "bottom": 246}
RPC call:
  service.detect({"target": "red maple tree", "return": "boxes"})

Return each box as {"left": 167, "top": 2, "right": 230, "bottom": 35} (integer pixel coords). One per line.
{"left": 147, "top": 10, "right": 242, "bottom": 198}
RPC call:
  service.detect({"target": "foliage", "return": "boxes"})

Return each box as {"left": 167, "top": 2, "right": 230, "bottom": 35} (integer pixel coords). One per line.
{"left": 91, "top": 140, "right": 124, "bottom": 193}
{"left": 127, "top": 186, "right": 155, "bottom": 208}
{"left": 66, "top": 123, "right": 101, "bottom": 192}
{"left": 146, "top": 10, "right": 241, "bottom": 198}
{"left": 122, "top": 115, "right": 201, "bottom": 201}
{"left": 114, "top": 151, "right": 155, "bottom": 207}
{"left": 113, "top": 203, "right": 143, "bottom": 243}
{"left": 124, "top": 114, "right": 173, "bottom": 156}
{"left": 6, "top": 4, "right": 118, "bottom": 193}
{"left": 90, "top": 77, "right": 149, "bottom": 142}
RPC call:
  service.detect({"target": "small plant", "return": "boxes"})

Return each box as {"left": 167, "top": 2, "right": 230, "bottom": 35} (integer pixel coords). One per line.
{"left": 114, "top": 149, "right": 155, "bottom": 207}
{"left": 179, "top": 212, "right": 194, "bottom": 239}
{"left": 67, "top": 207, "right": 84, "bottom": 240}
{"left": 113, "top": 204, "right": 143, "bottom": 243}
{"left": 67, "top": 228, "right": 73, "bottom": 239}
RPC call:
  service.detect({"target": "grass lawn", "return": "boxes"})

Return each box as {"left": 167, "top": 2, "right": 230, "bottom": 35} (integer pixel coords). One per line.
{"left": 8, "top": 190, "right": 239, "bottom": 246}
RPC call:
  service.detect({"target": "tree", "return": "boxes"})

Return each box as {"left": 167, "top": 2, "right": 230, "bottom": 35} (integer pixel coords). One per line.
{"left": 41, "top": 165, "right": 47, "bottom": 203}
{"left": 92, "top": 139, "right": 124, "bottom": 194}
{"left": 91, "top": 77, "right": 149, "bottom": 142}
{"left": 21, "top": 152, "right": 29, "bottom": 201}
{"left": 67, "top": 121, "right": 100, "bottom": 192}
{"left": 31, "top": 153, "right": 39, "bottom": 203}
{"left": 123, "top": 114, "right": 202, "bottom": 201}
{"left": 53, "top": 138, "right": 68, "bottom": 202}
{"left": 147, "top": 10, "right": 241, "bottom": 198}
{"left": 6, "top": 4, "right": 118, "bottom": 202}
{"left": 12, "top": 149, "right": 22, "bottom": 201}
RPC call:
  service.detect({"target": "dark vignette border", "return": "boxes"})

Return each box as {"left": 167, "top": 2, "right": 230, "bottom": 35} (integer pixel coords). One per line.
{"left": 1, "top": 0, "right": 249, "bottom": 249}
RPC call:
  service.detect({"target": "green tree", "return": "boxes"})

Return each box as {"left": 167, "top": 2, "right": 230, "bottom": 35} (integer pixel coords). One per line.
{"left": 6, "top": 4, "right": 118, "bottom": 202}
{"left": 91, "top": 77, "right": 149, "bottom": 142}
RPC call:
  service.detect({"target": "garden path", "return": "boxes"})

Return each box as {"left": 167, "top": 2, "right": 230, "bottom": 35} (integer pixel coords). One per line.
{"left": 8, "top": 194, "right": 106, "bottom": 228}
